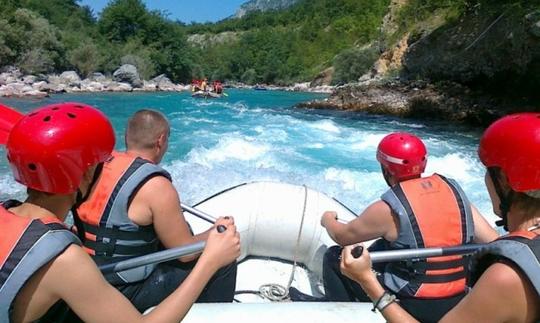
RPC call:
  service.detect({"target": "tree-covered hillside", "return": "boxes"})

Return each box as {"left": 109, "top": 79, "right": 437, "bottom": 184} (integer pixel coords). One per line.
{"left": 188, "top": 0, "right": 389, "bottom": 84}
{"left": 0, "top": 0, "right": 390, "bottom": 85}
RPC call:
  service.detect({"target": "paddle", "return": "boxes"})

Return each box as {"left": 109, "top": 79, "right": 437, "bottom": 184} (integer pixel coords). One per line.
{"left": 99, "top": 225, "right": 226, "bottom": 274}
{"left": 352, "top": 244, "right": 487, "bottom": 263}
{"left": 181, "top": 203, "right": 216, "bottom": 224}
{"left": 100, "top": 205, "right": 222, "bottom": 274}
{"left": 0, "top": 104, "right": 23, "bottom": 144}
{"left": 222, "top": 92, "right": 228, "bottom": 97}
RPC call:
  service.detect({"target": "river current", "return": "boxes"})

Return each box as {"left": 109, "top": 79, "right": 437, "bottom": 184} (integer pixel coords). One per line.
{"left": 0, "top": 89, "right": 497, "bottom": 226}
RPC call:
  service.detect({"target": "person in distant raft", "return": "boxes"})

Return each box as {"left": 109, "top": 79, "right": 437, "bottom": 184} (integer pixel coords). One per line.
{"left": 200, "top": 77, "right": 208, "bottom": 92}
{"left": 341, "top": 113, "right": 540, "bottom": 323}
{"left": 290, "top": 132, "right": 498, "bottom": 323}
{"left": 213, "top": 81, "right": 223, "bottom": 94}
{"left": 0, "top": 103, "right": 241, "bottom": 323}
{"left": 75, "top": 109, "right": 238, "bottom": 312}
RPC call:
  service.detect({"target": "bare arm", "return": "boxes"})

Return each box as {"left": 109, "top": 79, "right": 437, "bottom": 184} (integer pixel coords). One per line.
{"left": 340, "top": 245, "right": 538, "bottom": 323}
{"left": 470, "top": 204, "right": 499, "bottom": 243}
{"left": 26, "top": 225, "right": 240, "bottom": 323}
{"left": 322, "top": 200, "right": 397, "bottom": 246}
{"left": 340, "top": 245, "right": 418, "bottom": 323}
{"left": 441, "top": 262, "right": 538, "bottom": 323}
{"left": 131, "top": 176, "right": 210, "bottom": 261}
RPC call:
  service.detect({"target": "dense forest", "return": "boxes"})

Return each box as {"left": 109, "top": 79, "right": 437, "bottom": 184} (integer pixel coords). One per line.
{"left": 0, "top": 0, "right": 536, "bottom": 87}
{"left": 0, "top": 0, "right": 390, "bottom": 84}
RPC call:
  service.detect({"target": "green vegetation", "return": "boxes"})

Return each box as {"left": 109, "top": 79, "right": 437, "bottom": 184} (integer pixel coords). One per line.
{"left": 189, "top": 0, "right": 389, "bottom": 84}
{"left": 0, "top": 0, "right": 390, "bottom": 84}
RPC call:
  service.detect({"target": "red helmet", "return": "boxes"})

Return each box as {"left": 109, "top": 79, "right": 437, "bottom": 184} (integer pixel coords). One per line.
{"left": 376, "top": 132, "right": 427, "bottom": 180}
{"left": 6, "top": 102, "right": 115, "bottom": 194}
{"left": 479, "top": 113, "right": 540, "bottom": 192}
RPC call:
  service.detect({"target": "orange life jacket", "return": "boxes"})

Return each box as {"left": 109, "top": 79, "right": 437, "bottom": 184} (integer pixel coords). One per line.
{"left": 76, "top": 151, "right": 171, "bottom": 284}
{"left": 0, "top": 202, "right": 79, "bottom": 322}
{"left": 381, "top": 174, "right": 475, "bottom": 299}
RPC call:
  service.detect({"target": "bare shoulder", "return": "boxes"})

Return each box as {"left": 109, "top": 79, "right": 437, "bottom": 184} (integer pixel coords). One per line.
{"left": 362, "top": 200, "right": 392, "bottom": 217}
{"left": 49, "top": 244, "right": 100, "bottom": 276}
{"left": 444, "top": 261, "right": 538, "bottom": 322}
{"left": 135, "top": 174, "right": 178, "bottom": 203}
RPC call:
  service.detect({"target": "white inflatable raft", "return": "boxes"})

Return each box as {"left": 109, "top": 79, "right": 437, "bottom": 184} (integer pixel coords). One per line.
{"left": 191, "top": 90, "right": 222, "bottom": 98}
{"left": 183, "top": 182, "right": 384, "bottom": 322}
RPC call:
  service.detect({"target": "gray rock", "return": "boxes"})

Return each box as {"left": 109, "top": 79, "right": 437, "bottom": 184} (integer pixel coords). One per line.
{"left": 22, "top": 75, "right": 37, "bottom": 84}
{"left": 32, "top": 81, "right": 48, "bottom": 91}
{"left": 113, "top": 64, "right": 142, "bottom": 88}
{"left": 88, "top": 72, "right": 107, "bottom": 82}
{"left": 59, "top": 71, "right": 81, "bottom": 85}
{"left": 1, "top": 66, "right": 22, "bottom": 78}
{"left": 151, "top": 74, "right": 177, "bottom": 91}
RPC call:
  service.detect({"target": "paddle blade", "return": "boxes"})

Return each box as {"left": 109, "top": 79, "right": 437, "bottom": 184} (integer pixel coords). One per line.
{"left": 0, "top": 104, "right": 24, "bottom": 144}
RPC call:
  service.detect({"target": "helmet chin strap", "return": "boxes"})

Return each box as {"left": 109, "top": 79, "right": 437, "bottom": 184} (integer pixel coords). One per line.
{"left": 381, "top": 165, "right": 394, "bottom": 187}
{"left": 488, "top": 168, "right": 513, "bottom": 231}
{"left": 71, "top": 162, "right": 104, "bottom": 241}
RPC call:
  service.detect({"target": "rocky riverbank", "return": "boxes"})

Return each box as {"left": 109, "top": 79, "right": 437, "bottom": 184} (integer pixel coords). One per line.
{"left": 0, "top": 64, "right": 334, "bottom": 98}
{"left": 0, "top": 64, "right": 190, "bottom": 98}
{"left": 296, "top": 79, "right": 535, "bottom": 127}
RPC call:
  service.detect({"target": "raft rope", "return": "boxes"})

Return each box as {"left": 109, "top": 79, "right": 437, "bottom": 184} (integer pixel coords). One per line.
{"left": 235, "top": 185, "right": 309, "bottom": 302}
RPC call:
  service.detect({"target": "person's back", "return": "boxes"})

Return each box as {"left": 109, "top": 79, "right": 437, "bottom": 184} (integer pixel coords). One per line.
{"left": 0, "top": 102, "right": 241, "bottom": 323}
{"left": 75, "top": 109, "right": 237, "bottom": 311}
{"left": 290, "top": 132, "right": 497, "bottom": 322}
{"left": 341, "top": 113, "right": 540, "bottom": 323}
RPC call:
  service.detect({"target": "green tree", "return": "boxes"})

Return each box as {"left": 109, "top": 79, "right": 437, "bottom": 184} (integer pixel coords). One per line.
{"left": 99, "top": 0, "right": 149, "bottom": 43}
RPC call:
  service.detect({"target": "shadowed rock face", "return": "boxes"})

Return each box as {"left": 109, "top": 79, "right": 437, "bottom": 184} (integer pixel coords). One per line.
{"left": 296, "top": 80, "right": 534, "bottom": 127}
{"left": 299, "top": 5, "right": 540, "bottom": 127}
{"left": 403, "top": 8, "right": 540, "bottom": 101}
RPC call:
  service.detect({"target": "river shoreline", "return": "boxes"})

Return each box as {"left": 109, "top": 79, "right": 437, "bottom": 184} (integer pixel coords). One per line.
{"left": 3, "top": 66, "right": 533, "bottom": 129}
{"left": 295, "top": 78, "right": 537, "bottom": 128}
{"left": 0, "top": 65, "right": 334, "bottom": 99}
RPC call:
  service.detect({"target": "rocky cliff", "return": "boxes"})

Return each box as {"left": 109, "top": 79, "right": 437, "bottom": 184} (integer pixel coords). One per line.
{"left": 234, "top": 0, "right": 300, "bottom": 18}
{"left": 301, "top": 2, "right": 540, "bottom": 126}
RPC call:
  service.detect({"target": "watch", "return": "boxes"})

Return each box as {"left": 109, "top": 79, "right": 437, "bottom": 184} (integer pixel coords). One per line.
{"left": 372, "top": 291, "right": 397, "bottom": 312}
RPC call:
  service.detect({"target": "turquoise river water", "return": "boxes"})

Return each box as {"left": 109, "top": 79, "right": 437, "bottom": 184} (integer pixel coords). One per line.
{"left": 0, "top": 89, "right": 498, "bottom": 226}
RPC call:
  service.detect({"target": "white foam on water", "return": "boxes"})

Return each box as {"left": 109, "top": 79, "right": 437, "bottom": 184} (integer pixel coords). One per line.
{"left": 0, "top": 175, "right": 26, "bottom": 201}
{"left": 186, "top": 136, "right": 272, "bottom": 167}
{"left": 350, "top": 133, "right": 386, "bottom": 150}
{"left": 305, "top": 143, "right": 325, "bottom": 149}
{"left": 309, "top": 119, "right": 341, "bottom": 134}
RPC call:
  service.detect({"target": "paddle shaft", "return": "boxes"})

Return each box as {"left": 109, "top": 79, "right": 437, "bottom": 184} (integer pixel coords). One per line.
{"left": 181, "top": 203, "right": 216, "bottom": 223}
{"left": 352, "top": 244, "right": 486, "bottom": 263}
{"left": 100, "top": 204, "right": 218, "bottom": 273}
{"left": 99, "top": 225, "right": 226, "bottom": 273}
{"left": 99, "top": 241, "right": 206, "bottom": 273}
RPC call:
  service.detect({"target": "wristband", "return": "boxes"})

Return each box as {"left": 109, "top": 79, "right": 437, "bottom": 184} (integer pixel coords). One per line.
{"left": 372, "top": 291, "right": 396, "bottom": 312}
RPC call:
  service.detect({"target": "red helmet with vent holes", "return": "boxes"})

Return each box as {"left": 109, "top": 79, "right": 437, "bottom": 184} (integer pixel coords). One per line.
{"left": 479, "top": 113, "right": 540, "bottom": 192}
{"left": 377, "top": 132, "right": 427, "bottom": 181}
{"left": 6, "top": 102, "right": 115, "bottom": 194}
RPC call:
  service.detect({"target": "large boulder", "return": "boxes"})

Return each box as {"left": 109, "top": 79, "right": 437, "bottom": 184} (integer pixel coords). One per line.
{"left": 59, "top": 71, "right": 81, "bottom": 85}
{"left": 151, "top": 74, "right": 176, "bottom": 91}
{"left": 113, "top": 64, "right": 142, "bottom": 88}
{"left": 88, "top": 72, "right": 108, "bottom": 83}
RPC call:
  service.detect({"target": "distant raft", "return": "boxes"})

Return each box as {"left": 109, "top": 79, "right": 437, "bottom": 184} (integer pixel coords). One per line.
{"left": 191, "top": 90, "right": 222, "bottom": 99}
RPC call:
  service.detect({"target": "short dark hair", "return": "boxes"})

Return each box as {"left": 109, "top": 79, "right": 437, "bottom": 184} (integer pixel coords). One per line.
{"left": 125, "top": 109, "right": 169, "bottom": 150}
